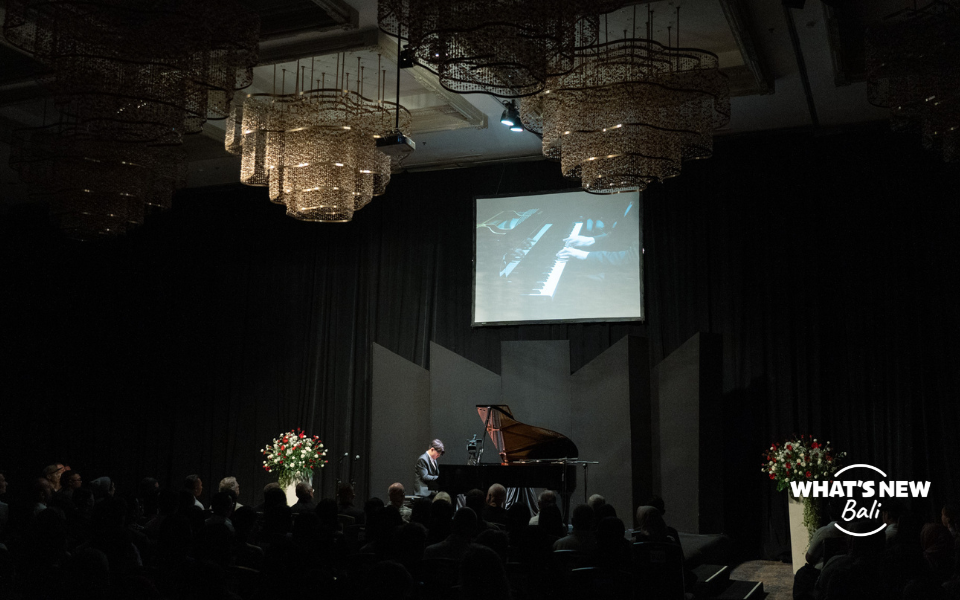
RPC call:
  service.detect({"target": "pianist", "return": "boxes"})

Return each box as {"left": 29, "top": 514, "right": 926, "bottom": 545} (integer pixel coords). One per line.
{"left": 555, "top": 200, "right": 640, "bottom": 268}
{"left": 413, "top": 438, "right": 445, "bottom": 497}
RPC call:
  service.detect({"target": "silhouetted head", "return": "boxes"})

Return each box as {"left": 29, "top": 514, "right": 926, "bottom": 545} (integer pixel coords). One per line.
{"left": 452, "top": 506, "right": 478, "bottom": 537}
{"left": 486, "top": 483, "right": 507, "bottom": 508}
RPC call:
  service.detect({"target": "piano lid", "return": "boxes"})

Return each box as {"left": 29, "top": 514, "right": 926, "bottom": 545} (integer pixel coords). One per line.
{"left": 477, "top": 405, "right": 579, "bottom": 464}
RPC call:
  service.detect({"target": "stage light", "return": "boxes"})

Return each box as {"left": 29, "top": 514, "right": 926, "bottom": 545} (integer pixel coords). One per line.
{"left": 500, "top": 102, "right": 523, "bottom": 131}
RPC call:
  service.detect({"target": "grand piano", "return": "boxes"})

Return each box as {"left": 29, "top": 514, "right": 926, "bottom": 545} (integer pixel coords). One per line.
{"left": 437, "top": 405, "right": 579, "bottom": 517}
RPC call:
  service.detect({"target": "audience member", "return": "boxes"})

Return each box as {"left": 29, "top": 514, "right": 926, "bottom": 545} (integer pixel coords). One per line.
{"left": 32, "top": 477, "right": 55, "bottom": 515}
{"left": 424, "top": 506, "right": 478, "bottom": 560}
{"left": 206, "top": 491, "right": 236, "bottom": 532}
{"left": 595, "top": 516, "right": 632, "bottom": 571}
{"left": 647, "top": 495, "right": 683, "bottom": 555}
{"left": 880, "top": 499, "right": 903, "bottom": 545}
{"left": 392, "top": 522, "right": 427, "bottom": 570}
{"left": 484, "top": 483, "right": 509, "bottom": 526}
{"left": 529, "top": 489, "right": 557, "bottom": 526}
{"left": 505, "top": 502, "right": 531, "bottom": 547}
{"left": 43, "top": 464, "right": 66, "bottom": 492}
{"left": 587, "top": 494, "right": 606, "bottom": 511}
{"left": 256, "top": 483, "right": 285, "bottom": 512}
{"left": 410, "top": 497, "right": 432, "bottom": 527}
{"left": 921, "top": 523, "right": 955, "bottom": 580}
{"left": 184, "top": 474, "right": 203, "bottom": 509}
{"left": 805, "top": 498, "right": 846, "bottom": 567}
{"left": 291, "top": 482, "right": 316, "bottom": 514}
{"left": 218, "top": 476, "right": 242, "bottom": 508}
{"left": 634, "top": 505, "right": 675, "bottom": 544}
{"left": 433, "top": 491, "right": 452, "bottom": 504}
{"left": 388, "top": 482, "right": 412, "bottom": 522}
{"left": 89, "top": 476, "right": 115, "bottom": 502}
{"left": 59, "top": 470, "right": 82, "bottom": 498}
{"left": 426, "top": 497, "right": 455, "bottom": 546}
{"left": 337, "top": 484, "right": 365, "bottom": 524}
{"left": 554, "top": 503, "right": 596, "bottom": 553}
{"left": 475, "top": 527, "right": 510, "bottom": 564}
{"left": 465, "top": 488, "right": 496, "bottom": 532}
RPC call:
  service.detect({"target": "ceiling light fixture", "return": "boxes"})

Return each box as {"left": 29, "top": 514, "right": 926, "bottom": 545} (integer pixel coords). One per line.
{"left": 227, "top": 54, "right": 411, "bottom": 222}
{"left": 865, "top": 1, "right": 960, "bottom": 162}
{"left": 379, "top": 0, "right": 626, "bottom": 97}
{"left": 520, "top": 7, "right": 729, "bottom": 193}
{"left": 500, "top": 101, "right": 523, "bottom": 131}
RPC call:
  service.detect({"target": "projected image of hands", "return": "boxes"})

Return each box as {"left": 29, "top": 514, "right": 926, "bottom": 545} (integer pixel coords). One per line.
{"left": 473, "top": 189, "right": 643, "bottom": 326}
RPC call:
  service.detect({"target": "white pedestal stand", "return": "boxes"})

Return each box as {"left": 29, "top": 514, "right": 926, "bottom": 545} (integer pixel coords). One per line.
{"left": 788, "top": 495, "right": 810, "bottom": 574}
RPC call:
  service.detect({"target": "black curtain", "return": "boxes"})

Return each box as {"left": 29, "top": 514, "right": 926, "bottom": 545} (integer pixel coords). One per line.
{"left": 1, "top": 123, "right": 957, "bottom": 560}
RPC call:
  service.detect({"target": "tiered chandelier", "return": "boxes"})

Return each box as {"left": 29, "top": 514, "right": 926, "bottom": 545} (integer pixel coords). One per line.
{"left": 865, "top": 1, "right": 960, "bottom": 162}
{"left": 3, "top": 0, "right": 259, "bottom": 145}
{"left": 378, "top": 0, "right": 626, "bottom": 97}
{"left": 226, "top": 57, "right": 410, "bottom": 222}
{"left": 2, "top": 0, "right": 259, "bottom": 238}
{"left": 9, "top": 126, "right": 186, "bottom": 239}
{"left": 520, "top": 16, "right": 730, "bottom": 193}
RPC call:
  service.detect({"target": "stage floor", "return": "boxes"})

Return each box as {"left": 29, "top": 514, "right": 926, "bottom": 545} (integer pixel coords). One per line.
{"left": 730, "top": 560, "right": 793, "bottom": 599}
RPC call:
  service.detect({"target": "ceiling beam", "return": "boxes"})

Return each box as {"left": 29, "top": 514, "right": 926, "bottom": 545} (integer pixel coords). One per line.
{"left": 308, "top": 0, "right": 358, "bottom": 28}
{"left": 782, "top": 3, "right": 819, "bottom": 127}
{"left": 377, "top": 31, "right": 487, "bottom": 131}
{"left": 258, "top": 27, "right": 379, "bottom": 65}
{"left": 718, "top": 0, "right": 775, "bottom": 95}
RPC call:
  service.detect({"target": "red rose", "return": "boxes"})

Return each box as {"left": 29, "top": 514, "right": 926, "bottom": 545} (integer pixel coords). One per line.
{"left": 786, "top": 445, "right": 793, "bottom": 451}
{"left": 805, "top": 471, "right": 811, "bottom": 478}
{"left": 785, "top": 462, "right": 792, "bottom": 469}
{"left": 769, "top": 473, "right": 776, "bottom": 479}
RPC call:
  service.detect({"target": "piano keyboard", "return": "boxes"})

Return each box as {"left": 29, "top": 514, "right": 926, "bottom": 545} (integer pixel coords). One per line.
{"left": 500, "top": 223, "right": 552, "bottom": 277}
{"left": 525, "top": 222, "right": 583, "bottom": 298}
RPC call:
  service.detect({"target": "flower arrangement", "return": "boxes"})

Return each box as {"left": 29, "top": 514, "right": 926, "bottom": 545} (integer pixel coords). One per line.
{"left": 262, "top": 428, "right": 328, "bottom": 488}
{"left": 762, "top": 435, "right": 847, "bottom": 539}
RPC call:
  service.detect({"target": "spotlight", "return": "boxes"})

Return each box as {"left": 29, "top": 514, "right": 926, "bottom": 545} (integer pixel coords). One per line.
{"left": 398, "top": 47, "right": 415, "bottom": 69}
{"left": 500, "top": 101, "right": 523, "bottom": 132}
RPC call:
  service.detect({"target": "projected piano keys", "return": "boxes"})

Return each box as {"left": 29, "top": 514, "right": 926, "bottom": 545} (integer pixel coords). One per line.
{"left": 500, "top": 223, "right": 552, "bottom": 277}
{"left": 526, "top": 222, "right": 582, "bottom": 298}
{"left": 496, "top": 220, "right": 584, "bottom": 300}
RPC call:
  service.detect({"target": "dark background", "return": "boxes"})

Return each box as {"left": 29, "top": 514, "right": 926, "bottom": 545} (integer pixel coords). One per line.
{"left": 1, "top": 122, "right": 958, "bottom": 560}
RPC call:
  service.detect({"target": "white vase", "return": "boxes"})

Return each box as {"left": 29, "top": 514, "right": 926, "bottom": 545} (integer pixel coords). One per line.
{"left": 787, "top": 494, "right": 810, "bottom": 573}
{"left": 283, "top": 475, "right": 313, "bottom": 507}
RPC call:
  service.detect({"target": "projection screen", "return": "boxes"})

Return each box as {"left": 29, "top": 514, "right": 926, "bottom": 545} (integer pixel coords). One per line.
{"left": 473, "top": 189, "right": 643, "bottom": 326}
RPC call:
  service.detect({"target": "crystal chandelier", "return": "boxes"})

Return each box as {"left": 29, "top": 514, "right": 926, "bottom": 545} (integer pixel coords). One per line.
{"left": 865, "top": 1, "right": 960, "bottom": 162}
{"left": 378, "top": 0, "right": 626, "bottom": 97}
{"left": 9, "top": 126, "right": 186, "bottom": 240}
{"left": 2, "top": 0, "right": 260, "bottom": 145}
{"left": 227, "top": 57, "right": 411, "bottom": 222}
{"left": 520, "top": 35, "right": 730, "bottom": 193}
{"left": 2, "top": 0, "right": 258, "bottom": 238}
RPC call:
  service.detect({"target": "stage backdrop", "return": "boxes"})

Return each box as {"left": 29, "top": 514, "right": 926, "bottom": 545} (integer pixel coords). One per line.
{"left": 1, "top": 123, "right": 958, "bottom": 559}
{"left": 370, "top": 339, "right": 643, "bottom": 522}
